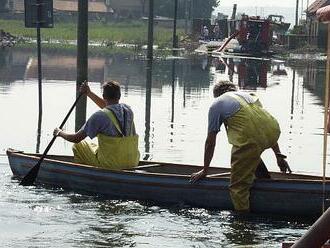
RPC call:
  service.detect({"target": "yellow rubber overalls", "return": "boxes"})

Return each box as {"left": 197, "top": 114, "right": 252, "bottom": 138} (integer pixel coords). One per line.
{"left": 72, "top": 108, "right": 140, "bottom": 170}
{"left": 225, "top": 92, "right": 280, "bottom": 211}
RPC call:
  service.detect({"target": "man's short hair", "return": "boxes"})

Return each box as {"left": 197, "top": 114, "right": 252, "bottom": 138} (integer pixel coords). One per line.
{"left": 213, "top": 81, "right": 237, "bottom": 98}
{"left": 102, "top": 80, "right": 121, "bottom": 100}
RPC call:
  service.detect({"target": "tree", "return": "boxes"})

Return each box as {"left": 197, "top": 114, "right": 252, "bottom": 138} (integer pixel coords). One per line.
{"left": 154, "top": 0, "right": 219, "bottom": 19}
{"left": 192, "top": 0, "right": 220, "bottom": 19}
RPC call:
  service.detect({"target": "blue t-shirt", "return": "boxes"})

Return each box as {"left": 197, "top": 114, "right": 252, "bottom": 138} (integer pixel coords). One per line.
{"left": 208, "top": 91, "right": 259, "bottom": 133}
{"left": 81, "top": 103, "right": 135, "bottom": 139}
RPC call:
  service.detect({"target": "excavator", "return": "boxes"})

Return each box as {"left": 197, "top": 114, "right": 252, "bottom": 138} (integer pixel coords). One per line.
{"left": 214, "top": 15, "right": 272, "bottom": 56}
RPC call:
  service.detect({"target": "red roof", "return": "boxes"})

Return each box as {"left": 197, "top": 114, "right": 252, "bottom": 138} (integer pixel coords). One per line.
{"left": 307, "top": 0, "right": 330, "bottom": 14}
{"left": 317, "top": 5, "right": 330, "bottom": 22}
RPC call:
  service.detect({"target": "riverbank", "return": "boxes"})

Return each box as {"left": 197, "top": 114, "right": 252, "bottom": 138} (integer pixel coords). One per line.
{"left": 272, "top": 44, "right": 327, "bottom": 61}
{"left": 0, "top": 19, "right": 185, "bottom": 49}
{"left": 0, "top": 29, "right": 20, "bottom": 48}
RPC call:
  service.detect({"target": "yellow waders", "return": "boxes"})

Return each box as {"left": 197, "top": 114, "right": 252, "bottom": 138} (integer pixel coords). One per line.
{"left": 225, "top": 93, "right": 280, "bottom": 211}
{"left": 72, "top": 108, "right": 140, "bottom": 170}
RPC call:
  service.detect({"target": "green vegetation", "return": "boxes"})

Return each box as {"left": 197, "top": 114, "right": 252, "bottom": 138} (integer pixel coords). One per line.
{"left": 289, "top": 25, "right": 307, "bottom": 35}
{"left": 15, "top": 40, "right": 173, "bottom": 58}
{"left": 155, "top": 0, "right": 219, "bottom": 19}
{"left": 0, "top": 19, "right": 184, "bottom": 48}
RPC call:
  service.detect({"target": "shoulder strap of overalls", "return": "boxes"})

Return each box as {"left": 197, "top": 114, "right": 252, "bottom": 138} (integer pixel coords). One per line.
{"left": 226, "top": 92, "right": 248, "bottom": 106}
{"left": 102, "top": 108, "right": 126, "bottom": 137}
{"left": 223, "top": 92, "right": 248, "bottom": 132}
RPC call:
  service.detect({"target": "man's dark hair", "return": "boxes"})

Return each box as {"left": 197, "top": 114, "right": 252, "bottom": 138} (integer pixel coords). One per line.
{"left": 213, "top": 81, "right": 237, "bottom": 98}
{"left": 102, "top": 80, "right": 121, "bottom": 100}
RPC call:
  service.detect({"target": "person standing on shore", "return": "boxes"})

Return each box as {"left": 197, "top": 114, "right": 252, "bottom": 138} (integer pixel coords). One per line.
{"left": 213, "top": 23, "right": 220, "bottom": 40}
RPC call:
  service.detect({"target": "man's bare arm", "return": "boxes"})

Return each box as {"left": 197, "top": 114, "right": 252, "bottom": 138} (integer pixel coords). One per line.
{"left": 54, "top": 128, "right": 87, "bottom": 144}
{"left": 190, "top": 132, "right": 217, "bottom": 183}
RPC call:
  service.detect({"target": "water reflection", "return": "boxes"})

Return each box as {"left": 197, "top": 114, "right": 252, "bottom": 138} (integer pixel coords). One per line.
{"left": 211, "top": 56, "right": 271, "bottom": 89}
{"left": 301, "top": 60, "right": 327, "bottom": 104}
{"left": 144, "top": 59, "right": 152, "bottom": 161}
{"left": 272, "top": 62, "right": 288, "bottom": 76}
{"left": 171, "top": 59, "right": 176, "bottom": 124}
{"left": 36, "top": 110, "right": 42, "bottom": 153}
{"left": 170, "top": 59, "right": 176, "bottom": 143}
{"left": 0, "top": 48, "right": 329, "bottom": 169}
{"left": 1, "top": 46, "right": 330, "bottom": 247}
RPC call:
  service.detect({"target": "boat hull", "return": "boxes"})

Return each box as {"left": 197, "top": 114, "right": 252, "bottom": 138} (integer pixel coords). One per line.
{"left": 7, "top": 149, "right": 330, "bottom": 217}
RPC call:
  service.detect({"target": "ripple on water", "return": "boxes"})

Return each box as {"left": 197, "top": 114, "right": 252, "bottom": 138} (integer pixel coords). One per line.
{"left": 1, "top": 52, "right": 325, "bottom": 247}
{"left": 0, "top": 160, "right": 312, "bottom": 248}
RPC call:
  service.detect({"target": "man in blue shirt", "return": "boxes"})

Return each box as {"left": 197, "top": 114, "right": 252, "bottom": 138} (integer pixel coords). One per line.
{"left": 191, "top": 81, "right": 291, "bottom": 211}
{"left": 54, "top": 81, "right": 139, "bottom": 169}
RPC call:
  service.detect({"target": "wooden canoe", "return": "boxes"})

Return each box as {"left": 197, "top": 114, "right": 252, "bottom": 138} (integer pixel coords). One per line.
{"left": 6, "top": 148, "right": 330, "bottom": 217}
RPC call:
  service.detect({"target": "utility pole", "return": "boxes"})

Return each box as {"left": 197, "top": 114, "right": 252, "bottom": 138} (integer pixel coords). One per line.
{"left": 147, "top": 0, "right": 154, "bottom": 61}
{"left": 145, "top": 0, "right": 154, "bottom": 160}
{"left": 75, "top": 0, "right": 88, "bottom": 131}
{"left": 184, "top": 0, "right": 188, "bottom": 34}
{"left": 36, "top": 0, "right": 43, "bottom": 141}
{"left": 307, "top": 0, "right": 309, "bottom": 11}
{"left": 36, "top": 0, "right": 43, "bottom": 153}
{"left": 295, "top": 0, "right": 299, "bottom": 26}
{"left": 173, "top": 0, "right": 178, "bottom": 53}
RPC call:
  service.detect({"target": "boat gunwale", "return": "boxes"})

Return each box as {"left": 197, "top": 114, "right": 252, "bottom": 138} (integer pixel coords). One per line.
{"left": 7, "top": 149, "right": 202, "bottom": 177}
{"left": 7, "top": 149, "right": 330, "bottom": 186}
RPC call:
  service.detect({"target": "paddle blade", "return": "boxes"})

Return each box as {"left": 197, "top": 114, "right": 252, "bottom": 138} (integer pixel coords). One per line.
{"left": 19, "top": 163, "right": 41, "bottom": 186}
{"left": 19, "top": 93, "right": 83, "bottom": 187}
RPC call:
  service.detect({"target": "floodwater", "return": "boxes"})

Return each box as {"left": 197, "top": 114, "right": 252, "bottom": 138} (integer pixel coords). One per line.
{"left": 0, "top": 47, "right": 327, "bottom": 247}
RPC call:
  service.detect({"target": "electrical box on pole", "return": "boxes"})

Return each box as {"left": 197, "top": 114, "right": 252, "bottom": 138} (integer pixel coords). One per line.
{"left": 24, "top": 0, "right": 54, "bottom": 28}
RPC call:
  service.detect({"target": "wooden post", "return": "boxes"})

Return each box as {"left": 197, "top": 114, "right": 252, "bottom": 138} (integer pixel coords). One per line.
{"left": 147, "top": 0, "right": 154, "bottom": 61}
{"left": 36, "top": 111, "right": 42, "bottom": 153}
{"left": 36, "top": 0, "right": 43, "bottom": 141}
{"left": 144, "top": 0, "right": 154, "bottom": 159}
{"left": 322, "top": 23, "right": 330, "bottom": 212}
{"left": 295, "top": 0, "right": 299, "bottom": 26}
{"left": 291, "top": 208, "right": 330, "bottom": 247}
{"left": 231, "top": 4, "right": 237, "bottom": 20}
{"left": 291, "top": 69, "right": 296, "bottom": 115}
{"left": 75, "top": 0, "right": 88, "bottom": 131}
{"left": 184, "top": 0, "right": 188, "bottom": 34}
{"left": 144, "top": 59, "right": 152, "bottom": 160}
{"left": 171, "top": 59, "right": 176, "bottom": 123}
{"left": 173, "top": 0, "right": 178, "bottom": 52}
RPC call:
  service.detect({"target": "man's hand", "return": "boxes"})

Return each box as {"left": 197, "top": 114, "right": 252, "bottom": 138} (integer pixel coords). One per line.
{"left": 276, "top": 154, "right": 292, "bottom": 173}
{"left": 79, "top": 81, "right": 90, "bottom": 95}
{"left": 190, "top": 169, "right": 207, "bottom": 184}
{"left": 53, "top": 127, "right": 62, "bottom": 137}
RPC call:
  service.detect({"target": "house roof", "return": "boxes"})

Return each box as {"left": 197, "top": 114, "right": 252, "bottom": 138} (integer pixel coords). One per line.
{"left": 11, "top": 0, "right": 113, "bottom": 13}
{"left": 307, "top": 0, "right": 330, "bottom": 15}
{"left": 316, "top": 5, "right": 330, "bottom": 22}
{"left": 54, "top": 0, "right": 113, "bottom": 13}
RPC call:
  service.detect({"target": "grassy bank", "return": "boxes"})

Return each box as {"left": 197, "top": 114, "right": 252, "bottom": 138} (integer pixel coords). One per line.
{"left": 15, "top": 42, "right": 173, "bottom": 58}
{"left": 0, "top": 19, "right": 184, "bottom": 48}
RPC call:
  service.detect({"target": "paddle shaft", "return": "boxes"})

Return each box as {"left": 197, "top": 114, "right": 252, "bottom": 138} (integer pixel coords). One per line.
{"left": 20, "top": 93, "right": 83, "bottom": 186}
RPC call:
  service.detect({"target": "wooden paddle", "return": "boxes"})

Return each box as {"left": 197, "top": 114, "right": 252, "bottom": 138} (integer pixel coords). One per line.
{"left": 20, "top": 93, "right": 83, "bottom": 186}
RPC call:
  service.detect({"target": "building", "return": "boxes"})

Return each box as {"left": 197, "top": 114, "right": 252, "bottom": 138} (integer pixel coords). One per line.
{"left": 306, "top": 0, "right": 330, "bottom": 49}
{"left": 110, "top": 0, "right": 148, "bottom": 18}
{"left": 0, "top": 0, "right": 10, "bottom": 12}
{"left": 9, "top": 0, "right": 148, "bottom": 18}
